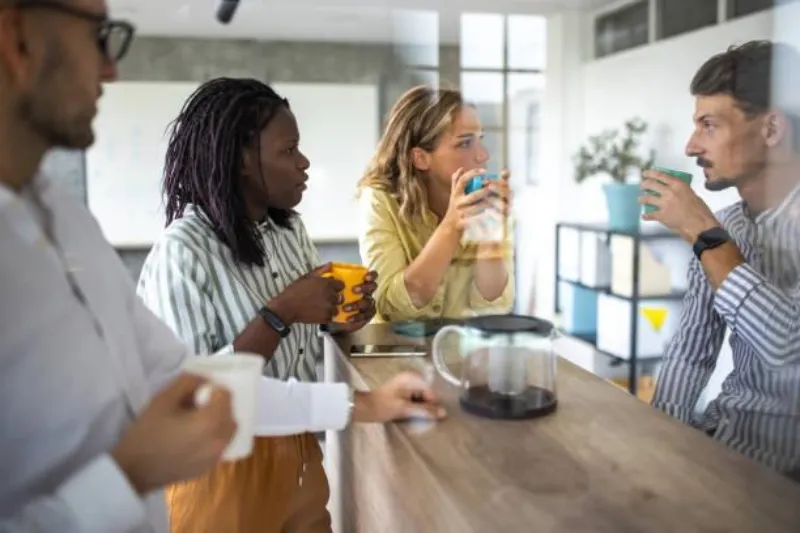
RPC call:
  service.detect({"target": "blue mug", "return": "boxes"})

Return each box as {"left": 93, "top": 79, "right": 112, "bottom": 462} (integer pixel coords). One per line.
{"left": 464, "top": 173, "right": 500, "bottom": 195}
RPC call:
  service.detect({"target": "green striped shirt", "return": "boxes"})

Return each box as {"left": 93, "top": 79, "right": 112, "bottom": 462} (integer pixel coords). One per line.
{"left": 136, "top": 209, "right": 322, "bottom": 382}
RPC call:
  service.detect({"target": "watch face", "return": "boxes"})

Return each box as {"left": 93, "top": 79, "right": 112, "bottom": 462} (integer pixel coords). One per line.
{"left": 260, "top": 307, "right": 289, "bottom": 337}
{"left": 702, "top": 227, "right": 730, "bottom": 243}
{"left": 694, "top": 227, "right": 730, "bottom": 259}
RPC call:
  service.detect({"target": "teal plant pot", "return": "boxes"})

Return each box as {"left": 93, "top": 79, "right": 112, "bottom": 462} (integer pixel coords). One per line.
{"left": 602, "top": 182, "right": 641, "bottom": 232}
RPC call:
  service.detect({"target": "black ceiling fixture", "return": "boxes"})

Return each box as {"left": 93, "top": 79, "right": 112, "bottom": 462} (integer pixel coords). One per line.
{"left": 216, "top": 0, "right": 240, "bottom": 24}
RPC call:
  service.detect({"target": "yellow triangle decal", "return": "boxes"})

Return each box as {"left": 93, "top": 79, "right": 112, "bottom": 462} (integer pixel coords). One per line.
{"left": 642, "top": 307, "right": 668, "bottom": 333}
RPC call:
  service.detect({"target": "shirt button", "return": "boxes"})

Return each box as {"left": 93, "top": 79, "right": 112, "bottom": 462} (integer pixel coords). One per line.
{"left": 432, "top": 304, "right": 442, "bottom": 313}
{"left": 299, "top": 347, "right": 304, "bottom": 354}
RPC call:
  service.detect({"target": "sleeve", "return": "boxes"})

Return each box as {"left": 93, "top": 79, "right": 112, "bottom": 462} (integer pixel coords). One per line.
{"left": 294, "top": 217, "right": 323, "bottom": 271}
{"left": 291, "top": 217, "right": 325, "bottom": 362}
{"left": 651, "top": 257, "right": 727, "bottom": 425}
{"left": 713, "top": 262, "right": 800, "bottom": 367}
{"left": 136, "top": 238, "right": 233, "bottom": 358}
{"left": 468, "top": 222, "right": 516, "bottom": 312}
{"left": 254, "top": 378, "right": 351, "bottom": 436}
{"left": 0, "top": 455, "right": 146, "bottom": 533}
{"left": 357, "top": 188, "right": 445, "bottom": 321}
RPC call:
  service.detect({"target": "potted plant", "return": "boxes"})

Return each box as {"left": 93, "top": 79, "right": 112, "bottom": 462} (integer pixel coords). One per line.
{"left": 574, "top": 118, "right": 656, "bottom": 232}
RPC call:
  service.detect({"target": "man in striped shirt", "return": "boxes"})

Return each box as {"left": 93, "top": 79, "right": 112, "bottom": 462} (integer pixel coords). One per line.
{"left": 641, "top": 41, "right": 800, "bottom": 478}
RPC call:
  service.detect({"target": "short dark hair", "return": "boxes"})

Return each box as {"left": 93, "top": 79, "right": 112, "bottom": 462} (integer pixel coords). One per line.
{"left": 691, "top": 40, "right": 800, "bottom": 119}
{"left": 163, "top": 77, "right": 293, "bottom": 267}
{"left": 690, "top": 40, "right": 776, "bottom": 117}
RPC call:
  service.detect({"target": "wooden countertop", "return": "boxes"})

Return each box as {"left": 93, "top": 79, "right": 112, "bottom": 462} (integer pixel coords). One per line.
{"left": 322, "top": 324, "right": 800, "bottom": 533}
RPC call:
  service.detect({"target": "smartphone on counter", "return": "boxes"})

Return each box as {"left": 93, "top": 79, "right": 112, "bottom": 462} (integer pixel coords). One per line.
{"left": 350, "top": 344, "right": 427, "bottom": 357}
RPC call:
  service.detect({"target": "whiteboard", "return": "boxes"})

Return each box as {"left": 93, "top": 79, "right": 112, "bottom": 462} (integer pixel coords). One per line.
{"left": 86, "top": 81, "right": 379, "bottom": 246}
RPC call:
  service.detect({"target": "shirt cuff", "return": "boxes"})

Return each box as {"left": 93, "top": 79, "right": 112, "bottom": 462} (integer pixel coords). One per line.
{"left": 377, "top": 273, "right": 445, "bottom": 322}
{"left": 212, "top": 344, "right": 235, "bottom": 356}
{"left": 713, "top": 263, "right": 764, "bottom": 330}
{"left": 309, "top": 382, "right": 352, "bottom": 431}
{"left": 469, "top": 278, "right": 514, "bottom": 310}
{"left": 59, "top": 454, "right": 147, "bottom": 533}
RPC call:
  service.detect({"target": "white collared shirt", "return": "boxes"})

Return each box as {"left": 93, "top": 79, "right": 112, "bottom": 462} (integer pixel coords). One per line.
{"left": 0, "top": 176, "right": 350, "bottom": 533}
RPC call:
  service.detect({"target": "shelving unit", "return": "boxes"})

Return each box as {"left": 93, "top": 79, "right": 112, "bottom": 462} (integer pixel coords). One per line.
{"left": 554, "top": 222, "right": 686, "bottom": 395}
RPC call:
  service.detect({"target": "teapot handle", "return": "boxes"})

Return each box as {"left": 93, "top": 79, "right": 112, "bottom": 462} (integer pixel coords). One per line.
{"left": 431, "top": 325, "right": 463, "bottom": 387}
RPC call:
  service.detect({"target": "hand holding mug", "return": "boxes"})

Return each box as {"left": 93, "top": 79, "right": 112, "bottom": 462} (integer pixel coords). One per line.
{"left": 268, "top": 263, "right": 344, "bottom": 324}
{"left": 639, "top": 169, "right": 718, "bottom": 242}
{"left": 443, "top": 168, "right": 494, "bottom": 233}
{"left": 111, "top": 373, "right": 237, "bottom": 495}
{"left": 333, "top": 270, "right": 378, "bottom": 333}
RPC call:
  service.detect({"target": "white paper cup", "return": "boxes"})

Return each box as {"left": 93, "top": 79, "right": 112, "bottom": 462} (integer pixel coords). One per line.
{"left": 183, "top": 353, "right": 264, "bottom": 461}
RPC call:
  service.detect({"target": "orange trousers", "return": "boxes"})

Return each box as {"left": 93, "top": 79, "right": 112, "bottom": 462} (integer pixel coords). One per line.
{"left": 166, "top": 433, "right": 331, "bottom": 533}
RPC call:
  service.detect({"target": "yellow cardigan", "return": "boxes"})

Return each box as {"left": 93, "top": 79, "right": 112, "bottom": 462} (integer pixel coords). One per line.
{"left": 357, "top": 187, "right": 515, "bottom": 323}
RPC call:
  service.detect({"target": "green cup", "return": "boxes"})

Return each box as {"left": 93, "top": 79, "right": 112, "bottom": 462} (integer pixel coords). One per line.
{"left": 643, "top": 166, "right": 693, "bottom": 213}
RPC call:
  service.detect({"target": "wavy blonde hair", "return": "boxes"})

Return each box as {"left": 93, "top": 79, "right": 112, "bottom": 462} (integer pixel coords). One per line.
{"left": 357, "top": 85, "right": 465, "bottom": 223}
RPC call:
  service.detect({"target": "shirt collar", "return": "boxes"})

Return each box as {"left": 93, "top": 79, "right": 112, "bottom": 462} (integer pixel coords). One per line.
{"left": 0, "top": 173, "right": 51, "bottom": 246}
{"left": 753, "top": 180, "right": 800, "bottom": 226}
{"left": 0, "top": 173, "right": 50, "bottom": 210}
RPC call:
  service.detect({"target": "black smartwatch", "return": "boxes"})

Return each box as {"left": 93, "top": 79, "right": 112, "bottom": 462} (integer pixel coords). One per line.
{"left": 693, "top": 227, "right": 732, "bottom": 260}
{"left": 258, "top": 306, "right": 291, "bottom": 338}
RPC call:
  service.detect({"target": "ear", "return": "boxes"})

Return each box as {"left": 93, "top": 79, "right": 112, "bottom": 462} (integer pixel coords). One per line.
{"left": 410, "top": 146, "right": 431, "bottom": 172}
{"left": 241, "top": 145, "right": 257, "bottom": 178}
{"left": 0, "top": 9, "right": 32, "bottom": 88}
{"left": 763, "top": 110, "right": 788, "bottom": 148}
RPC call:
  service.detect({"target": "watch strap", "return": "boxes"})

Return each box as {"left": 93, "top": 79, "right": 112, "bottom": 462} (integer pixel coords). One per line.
{"left": 693, "top": 227, "right": 732, "bottom": 260}
{"left": 258, "top": 306, "right": 291, "bottom": 338}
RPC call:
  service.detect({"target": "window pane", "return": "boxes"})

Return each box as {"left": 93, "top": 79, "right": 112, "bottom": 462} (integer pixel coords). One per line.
{"left": 657, "top": 0, "right": 717, "bottom": 39}
{"left": 507, "top": 73, "right": 544, "bottom": 129}
{"left": 460, "top": 13, "right": 504, "bottom": 69}
{"left": 595, "top": 1, "right": 649, "bottom": 59}
{"left": 392, "top": 9, "right": 439, "bottom": 67}
{"left": 461, "top": 72, "right": 504, "bottom": 129}
{"left": 727, "top": 0, "right": 772, "bottom": 18}
{"left": 481, "top": 129, "right": 505, "bottom": 170}
{"left": 507, "top": 74, "right": 544, "bottom": 188}
{"left": 508, "top": 15, "right": 547, "bottom": 70}
{"left": 411, "top": 69, "right": 439, "bottom": 88}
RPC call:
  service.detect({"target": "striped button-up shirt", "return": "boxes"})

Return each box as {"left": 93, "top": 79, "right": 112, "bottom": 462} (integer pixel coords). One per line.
{"left": 137, "top": 209, "right": 322, "bottom": 383}
{"left": 652, "top": 186, "right": 800, "bottom": 473}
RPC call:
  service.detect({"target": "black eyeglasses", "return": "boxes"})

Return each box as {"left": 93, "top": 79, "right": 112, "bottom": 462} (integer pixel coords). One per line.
{"left": 15, "top": 0, "right": 135, "bottom": 63}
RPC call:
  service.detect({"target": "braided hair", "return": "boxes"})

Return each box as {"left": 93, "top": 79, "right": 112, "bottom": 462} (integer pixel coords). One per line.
{"left": 163, "top": 77, "right": 293, "bottom": 267}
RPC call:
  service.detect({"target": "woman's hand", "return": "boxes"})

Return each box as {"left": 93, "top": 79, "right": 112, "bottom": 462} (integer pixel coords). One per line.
{"left": 441, "top": 167, "right": 493, "bottom": 234}
{"left": 332, "top": 271, "right": 378, "bottom": 334}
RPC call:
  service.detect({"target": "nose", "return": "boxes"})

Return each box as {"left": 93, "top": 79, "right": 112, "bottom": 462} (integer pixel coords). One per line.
{"left": 476, "top": 140, "right": 490, "bottom": 165}
{"left": 101, "top": 58, "right": 118, "bottom": 83}
{"left": 298, "top": 150, "right": 310, "bottom": 171}
{"left": 685, "top": 131, "right": 701, "bottom": 157}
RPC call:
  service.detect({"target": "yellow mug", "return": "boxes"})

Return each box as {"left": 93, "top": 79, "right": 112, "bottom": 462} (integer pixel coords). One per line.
{"left": 322, "top": 262, "right": 369, "bottom": 323}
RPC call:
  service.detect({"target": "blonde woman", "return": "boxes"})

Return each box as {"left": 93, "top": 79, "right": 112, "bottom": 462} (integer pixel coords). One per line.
{"left": 357, "top": 85, "right": 514, "bottom": 323}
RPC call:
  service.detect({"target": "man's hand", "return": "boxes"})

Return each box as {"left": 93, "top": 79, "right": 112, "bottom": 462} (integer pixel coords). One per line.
{"left": 639, "top": 169, "right": 720, "bottom": 242}
{"left": 112, "top": 373, "right": 237, "bottom": 495}
{"left": 352, "top": 371, "right": 446, "bottom": 423}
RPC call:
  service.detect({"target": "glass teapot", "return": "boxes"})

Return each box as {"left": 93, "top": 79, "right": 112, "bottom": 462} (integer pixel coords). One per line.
{"left": 431, "top": 314, "right": 558, "bottom": 420}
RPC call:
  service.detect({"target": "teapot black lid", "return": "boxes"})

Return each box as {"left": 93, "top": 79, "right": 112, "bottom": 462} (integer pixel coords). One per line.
{"left": 465, "top": 314, "right": 554, "bottom": 336}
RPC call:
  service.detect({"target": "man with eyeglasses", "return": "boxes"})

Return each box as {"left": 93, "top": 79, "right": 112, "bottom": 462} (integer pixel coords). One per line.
{"left": 0, "top": 1, "right": 444, "bottom": 532}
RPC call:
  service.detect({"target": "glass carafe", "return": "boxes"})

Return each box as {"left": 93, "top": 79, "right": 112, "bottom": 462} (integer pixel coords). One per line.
{"left": 431, "top": 314, "right": 558, "bottom": 419}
